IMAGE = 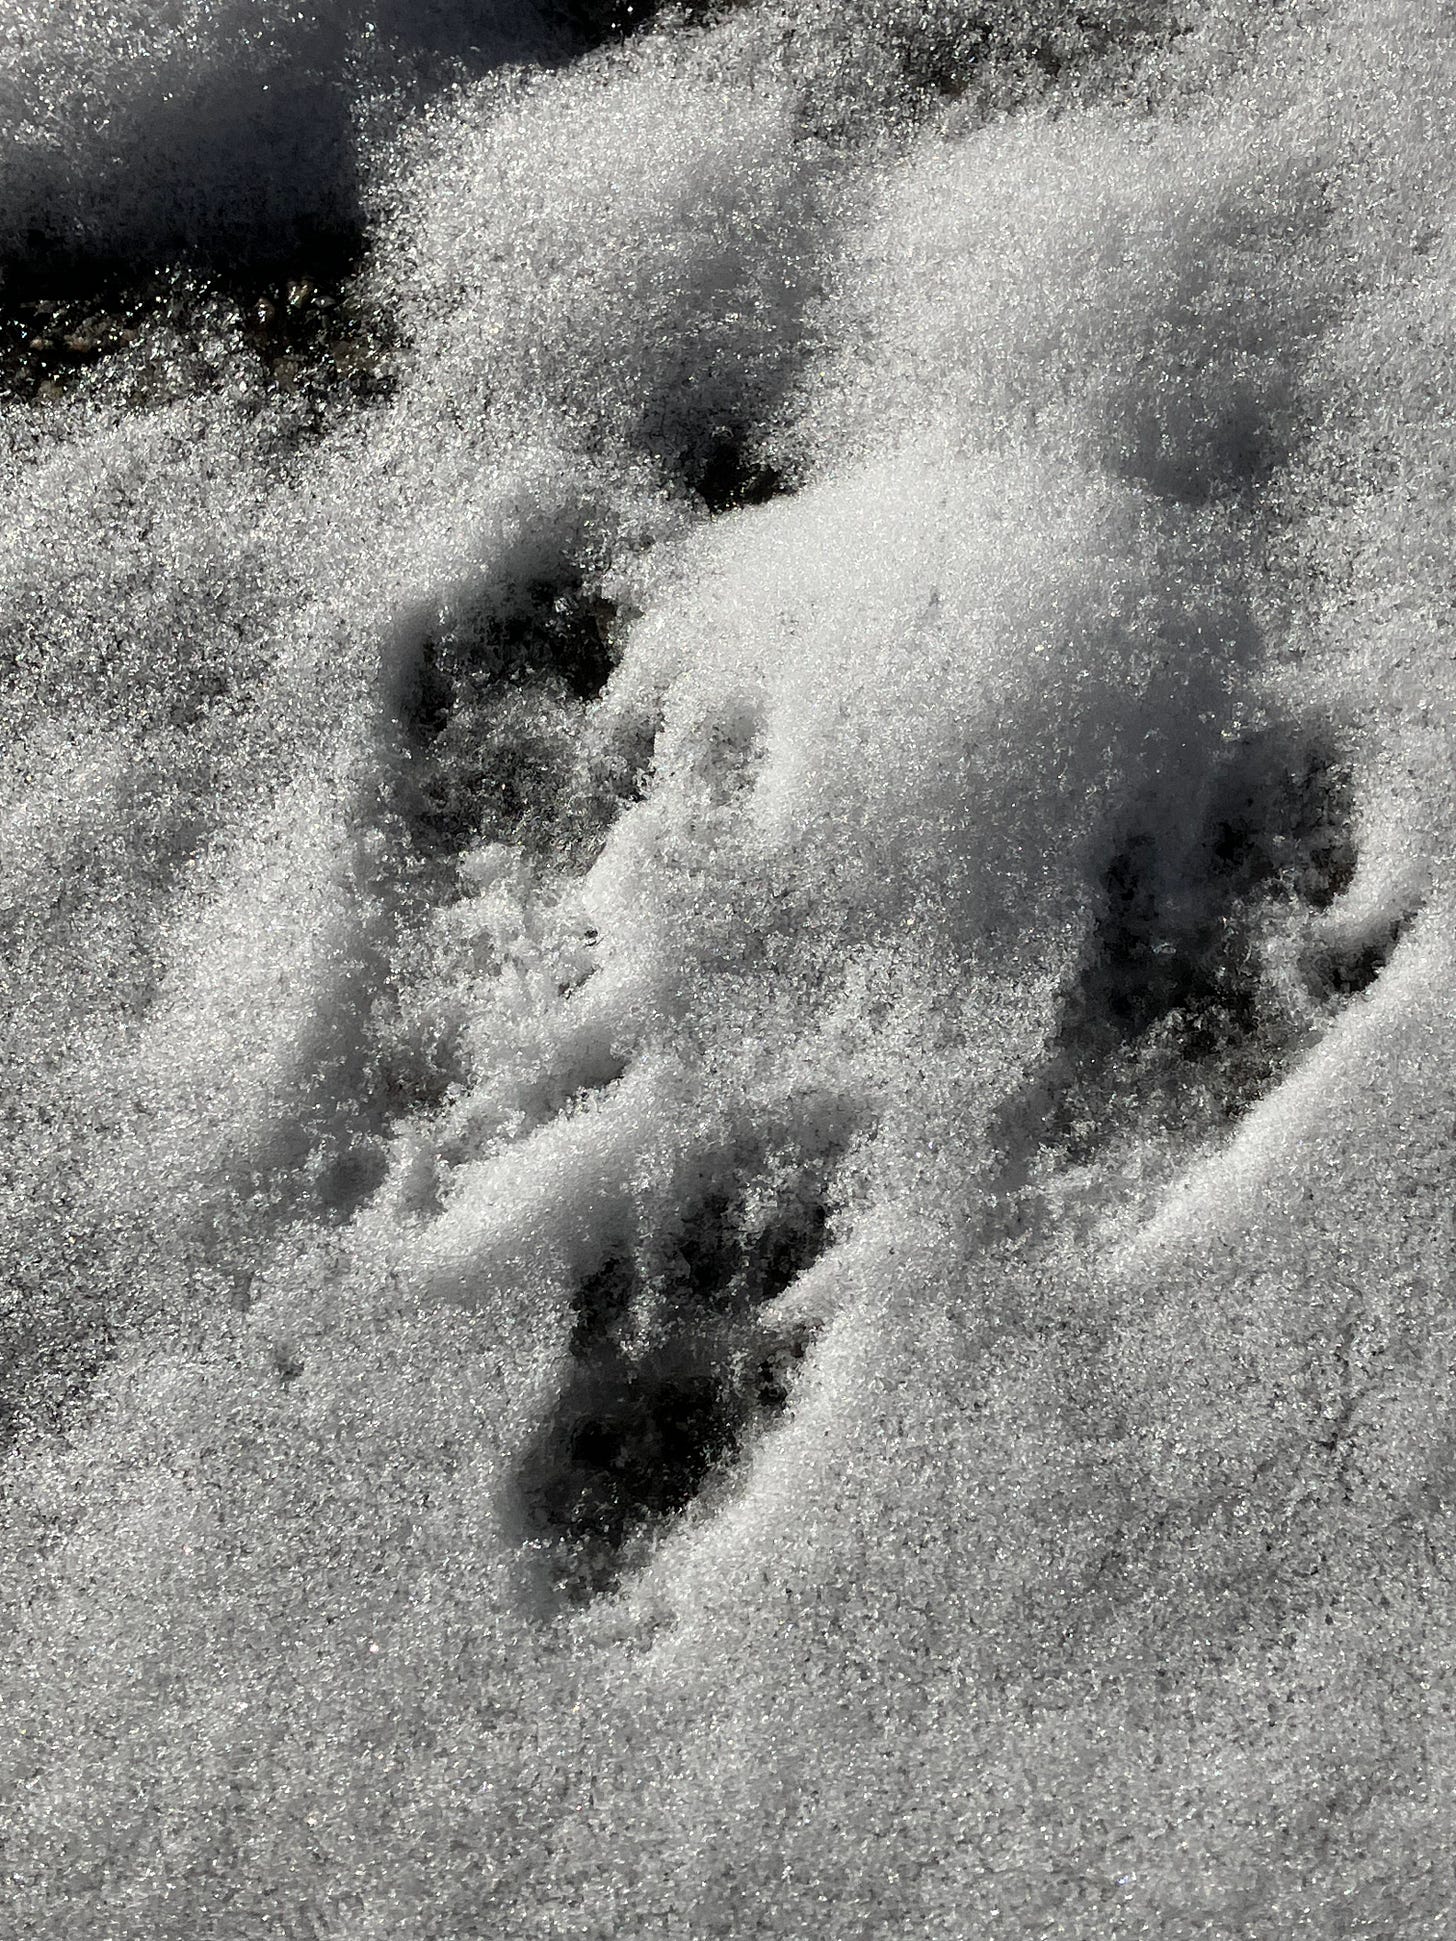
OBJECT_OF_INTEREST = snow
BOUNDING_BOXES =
[4,2,1456,1935]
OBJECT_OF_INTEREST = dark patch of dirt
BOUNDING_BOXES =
[0,234,396,416]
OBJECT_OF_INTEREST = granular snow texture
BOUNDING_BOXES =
[4,2,1456,1936]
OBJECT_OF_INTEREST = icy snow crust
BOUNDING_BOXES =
[3,0,1456,1933]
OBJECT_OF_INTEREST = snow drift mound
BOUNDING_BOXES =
[4,3,1456,1937]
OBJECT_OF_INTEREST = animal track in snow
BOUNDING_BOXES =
[391,542,658,878]
[512,1143,838,1604]
[1022,726,1417,1173]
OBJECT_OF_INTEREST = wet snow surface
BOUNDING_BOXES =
[4,2,1456,1934]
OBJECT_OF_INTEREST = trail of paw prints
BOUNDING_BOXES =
[189,434,810,1498]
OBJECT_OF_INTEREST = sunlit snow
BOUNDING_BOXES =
[3,2,1455,1935]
